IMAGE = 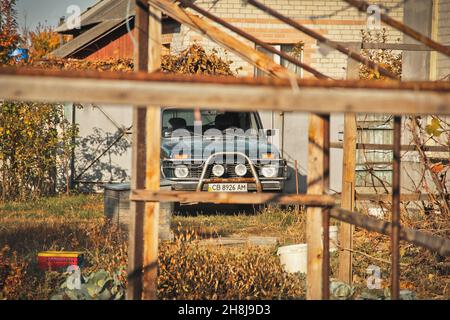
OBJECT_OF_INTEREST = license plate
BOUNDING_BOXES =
[207,183,248,192]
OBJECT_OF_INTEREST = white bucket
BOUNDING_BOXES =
[277,243,308,274]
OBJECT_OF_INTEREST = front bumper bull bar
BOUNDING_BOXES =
[195,152,263,192]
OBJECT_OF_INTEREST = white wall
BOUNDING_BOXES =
[73,104,133,187]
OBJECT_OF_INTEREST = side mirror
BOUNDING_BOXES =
[265,129,275,137]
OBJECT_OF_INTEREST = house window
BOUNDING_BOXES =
[254,44,303,78]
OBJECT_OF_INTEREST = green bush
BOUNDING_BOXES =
[0,102,77,201]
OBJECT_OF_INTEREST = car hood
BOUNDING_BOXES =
[161,135,280,160]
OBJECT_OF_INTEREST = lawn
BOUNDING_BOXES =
[0,194,448,300]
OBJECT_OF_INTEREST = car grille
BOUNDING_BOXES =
[163,163,255,179]
[205,163,254,179]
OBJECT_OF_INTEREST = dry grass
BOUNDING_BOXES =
[0,195,448,300]
[159,231,305,300]
[0,194,127,299]
[350,228,449,300]
[172,205,308,245]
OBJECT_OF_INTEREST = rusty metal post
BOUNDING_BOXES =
[391,116,402,300]
[179,0,329,80]
[322,114,331,300]
[246,0,398,79]
[343,0,450,58]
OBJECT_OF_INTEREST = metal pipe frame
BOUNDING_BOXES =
[178,0,330,80]
[245,0,399,79]
[391,116,402,300]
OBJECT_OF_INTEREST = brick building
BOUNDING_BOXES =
[53,0,449,197]
[54,0,406,79]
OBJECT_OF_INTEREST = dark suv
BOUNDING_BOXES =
[160,108,287,193]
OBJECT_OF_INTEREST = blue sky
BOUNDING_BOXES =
[16,0,95,32]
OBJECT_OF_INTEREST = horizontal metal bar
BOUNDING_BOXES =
[179,0,330,79]
[330,207,450,257]
[334,41,450,51]
[355,193,450,202]
[246,0,398,79]
[343,0,450,58]
[331,142,449,152]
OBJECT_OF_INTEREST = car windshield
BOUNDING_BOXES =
[162,109,260,137]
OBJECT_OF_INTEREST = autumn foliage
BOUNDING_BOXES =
[0,44,236,201]
[28,24,61,61]
[0,0,20,64]
[0,102,77,201]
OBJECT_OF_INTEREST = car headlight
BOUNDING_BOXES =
[234,164,247,177]
[174,165,189,178]
[261,152,275,159]
[261,165,277,178]
[212,164,225,177]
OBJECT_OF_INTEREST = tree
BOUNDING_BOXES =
[0,0,20,64]
[0,102,78,200]
[28,23,61,61]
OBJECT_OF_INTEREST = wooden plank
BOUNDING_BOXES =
[127,0,149,301]
[429,0,439,80]
[338,113,357,285]
[148,0,295,79]
[306,114,326,299]
[338,49,358,285]
[3,67,450,90]
[133,190,450,204]
[1,75,450,115]
[330,142,449,152]
[130,190,336,206]
[330,208,450,257]
[142,4,162,301]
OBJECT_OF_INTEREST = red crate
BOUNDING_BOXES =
[37,251,83,270]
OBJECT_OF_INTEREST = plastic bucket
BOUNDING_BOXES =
[277,244,308,274]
